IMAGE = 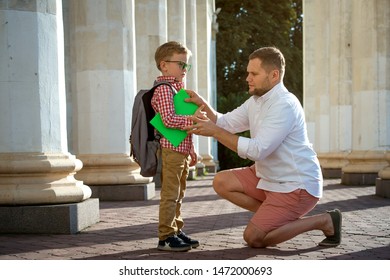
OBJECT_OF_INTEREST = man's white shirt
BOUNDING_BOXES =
[216,82,323,198]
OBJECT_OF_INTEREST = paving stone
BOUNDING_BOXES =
[0,175,389,260]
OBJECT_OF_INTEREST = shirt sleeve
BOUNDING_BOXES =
[216,100,250,134]
[155,84,193,129]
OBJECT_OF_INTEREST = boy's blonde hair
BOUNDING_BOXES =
[155,41,192,71]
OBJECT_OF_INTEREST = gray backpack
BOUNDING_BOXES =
[129,81,175,177]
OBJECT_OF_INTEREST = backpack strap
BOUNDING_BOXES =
[151,80,177,95]
[150,81,177,141]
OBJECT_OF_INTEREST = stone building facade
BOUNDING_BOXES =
[0,0,218,233]
[303,0,390,197]
[0,0,389,234]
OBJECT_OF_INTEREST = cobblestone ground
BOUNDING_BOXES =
[0,176,389,260]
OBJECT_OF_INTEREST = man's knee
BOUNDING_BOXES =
[212,171,227,195]
[244,224,267,248]
[243,231,257,248]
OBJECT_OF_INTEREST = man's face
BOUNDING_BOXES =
[246,58,276,97]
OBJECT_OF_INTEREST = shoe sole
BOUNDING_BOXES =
[157,245,192,252]
[190,243,200,249]
[177,234,200,249]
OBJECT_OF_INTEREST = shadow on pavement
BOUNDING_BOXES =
[77,245,327,260]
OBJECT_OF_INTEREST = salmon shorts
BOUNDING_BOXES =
[231,166,319,233]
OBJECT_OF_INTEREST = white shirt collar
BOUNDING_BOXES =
[254,81,285,103]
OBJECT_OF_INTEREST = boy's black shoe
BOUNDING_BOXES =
[177,231,200,248]
[157,235,192,252]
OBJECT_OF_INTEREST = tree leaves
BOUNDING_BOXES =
[215,0,303,170]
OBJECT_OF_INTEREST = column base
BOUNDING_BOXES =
[376,178,390,198]
[205,164,218,173]
[321,168,342,179]
[318,152,349,179]
[75,154,153,185]
[0,152,91,205]
[89,183,155,201]
[341,172,378,185]
[196,162,206,176]
[0,198,99,234]
[187,166,197,180]
[201,154,218,174]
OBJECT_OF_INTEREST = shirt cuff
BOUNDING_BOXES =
[237,136,250,159]
[215,112,223,125]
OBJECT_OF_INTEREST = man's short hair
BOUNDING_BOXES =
[249,46,285,79]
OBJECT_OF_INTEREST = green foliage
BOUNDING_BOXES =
[215,0,303,170]
[217,91,253,169]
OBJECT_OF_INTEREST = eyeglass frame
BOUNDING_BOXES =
[164,60,192,72]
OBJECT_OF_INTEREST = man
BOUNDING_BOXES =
[185,46,341,248]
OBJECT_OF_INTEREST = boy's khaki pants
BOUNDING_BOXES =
[158,148,189,240]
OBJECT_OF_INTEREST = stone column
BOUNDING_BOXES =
[166,0,198,179]
[185,0,201,178]
[375,0,390,196]
[210,0,219,169]
[341,0,389,185]
[377,152,390,198]
[304,0,389,184]
[0,0,98,233]
[196,0,217,173]
[322,0,353,178]
[135,0,167,89]
[167,0,185,42]
[133,0,168,187]
[185,0,198,93]
[304,0,352,178]
[67,0,154,200]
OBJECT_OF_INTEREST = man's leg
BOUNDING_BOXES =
[244,212,335,248]
[213,167,262,212]
[243,189,336,248]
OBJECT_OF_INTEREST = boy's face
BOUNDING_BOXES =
[160,53,190,82]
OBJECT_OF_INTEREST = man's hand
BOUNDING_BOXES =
[185,107,239,153]
[185,89,218,123]
[185,89,205,107]
[185,113,218,137]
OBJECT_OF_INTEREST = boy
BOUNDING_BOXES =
[151,41,199,252]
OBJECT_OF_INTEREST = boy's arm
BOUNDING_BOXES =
[156,85,192,128]
[189,143,197,167]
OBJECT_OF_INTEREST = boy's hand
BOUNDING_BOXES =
[185,89,218,124]
[189,144,197,167]
[193,105,207,120]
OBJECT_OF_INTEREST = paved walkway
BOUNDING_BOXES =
[0,175,389,260]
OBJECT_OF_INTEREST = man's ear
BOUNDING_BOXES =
[271,69,280,82]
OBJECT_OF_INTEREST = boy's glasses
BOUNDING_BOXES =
[165,60,192,72]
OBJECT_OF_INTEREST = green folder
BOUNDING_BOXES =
[150,89,199,147]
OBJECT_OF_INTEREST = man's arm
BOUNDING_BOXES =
[211,126,239,153]
[186,114,239,153]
